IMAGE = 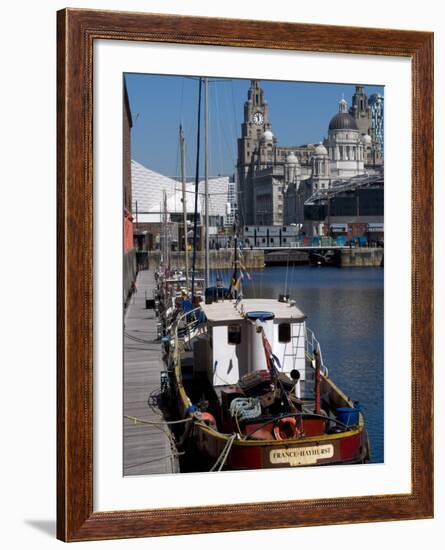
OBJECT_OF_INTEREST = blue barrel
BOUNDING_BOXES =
[336,405,361,426]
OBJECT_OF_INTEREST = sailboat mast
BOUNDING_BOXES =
[163,189,169,274]
[204,77,210,289]
[179,125,189,290]
[191,78,203,304]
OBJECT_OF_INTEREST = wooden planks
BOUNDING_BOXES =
[123,269,179,476]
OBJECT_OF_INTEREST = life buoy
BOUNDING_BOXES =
[200,412,217,430]
[273,417,301,440]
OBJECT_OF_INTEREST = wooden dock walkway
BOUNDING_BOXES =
[123,269,179,476]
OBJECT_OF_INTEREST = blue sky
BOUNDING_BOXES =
[125,74,384,178]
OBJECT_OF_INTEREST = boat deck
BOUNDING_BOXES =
[123,269,179,476]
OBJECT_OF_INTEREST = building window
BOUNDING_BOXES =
[228,324,241,345]
[278,323,291,343]
[283,237,287,243]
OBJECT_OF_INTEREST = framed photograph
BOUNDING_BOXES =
[57,8,433,542]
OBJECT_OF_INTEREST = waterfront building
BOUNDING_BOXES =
[303,173,384,243]
[368,93,384,159]
[131,160,236,250]
[123,81,137,303]
[237,81,383,230]
[123,81,134,253]
[324,97,365,179]
[243,225,300,248]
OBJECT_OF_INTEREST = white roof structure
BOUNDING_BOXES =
[200,299,306,324]
[132,160,233,224]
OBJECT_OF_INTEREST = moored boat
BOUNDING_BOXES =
[161,293,370,471]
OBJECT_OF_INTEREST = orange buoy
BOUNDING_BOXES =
[273,417,301,440]
[200,412,217,430]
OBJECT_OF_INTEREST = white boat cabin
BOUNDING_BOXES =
[197,298,312,394]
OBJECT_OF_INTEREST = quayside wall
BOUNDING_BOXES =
[340,248,384,267]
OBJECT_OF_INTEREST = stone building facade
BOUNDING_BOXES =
[237,80,383,227]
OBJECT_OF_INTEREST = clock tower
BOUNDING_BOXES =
[237,80,272,225]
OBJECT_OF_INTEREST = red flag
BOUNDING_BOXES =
[261,330,273,372]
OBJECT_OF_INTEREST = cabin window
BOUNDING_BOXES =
[278,323,291,343]
[228,324,242,345]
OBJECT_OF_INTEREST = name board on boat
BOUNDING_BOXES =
[269,444,334,466]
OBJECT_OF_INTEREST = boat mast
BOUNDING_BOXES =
[163,189,169,274]
[191,78,203,304]
[229,213,239,298]
[179,125,189,290]
[204,77,210,289]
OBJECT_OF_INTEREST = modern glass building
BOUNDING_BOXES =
[369,93,384,159]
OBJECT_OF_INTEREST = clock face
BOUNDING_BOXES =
[252,111,264,125]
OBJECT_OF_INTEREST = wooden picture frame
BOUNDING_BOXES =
[57,8,434,542]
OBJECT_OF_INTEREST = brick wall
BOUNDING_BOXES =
[123,80,133,252]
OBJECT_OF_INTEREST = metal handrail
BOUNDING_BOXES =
[305,326,328,377]
[172,306,205,343]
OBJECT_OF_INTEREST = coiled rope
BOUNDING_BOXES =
[229,397,261,422]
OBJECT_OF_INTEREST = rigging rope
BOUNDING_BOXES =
[124,331,157,345]
[125,451,185,471]
[209,434,237,472]
[124,415,193,427]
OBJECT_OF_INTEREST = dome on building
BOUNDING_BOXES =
[314,143,328,155]
[286,151,299,164]
[328,112,358,131]
[261,129,274,142]
[362,133,372,144]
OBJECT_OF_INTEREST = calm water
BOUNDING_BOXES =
[210,266,384,463]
